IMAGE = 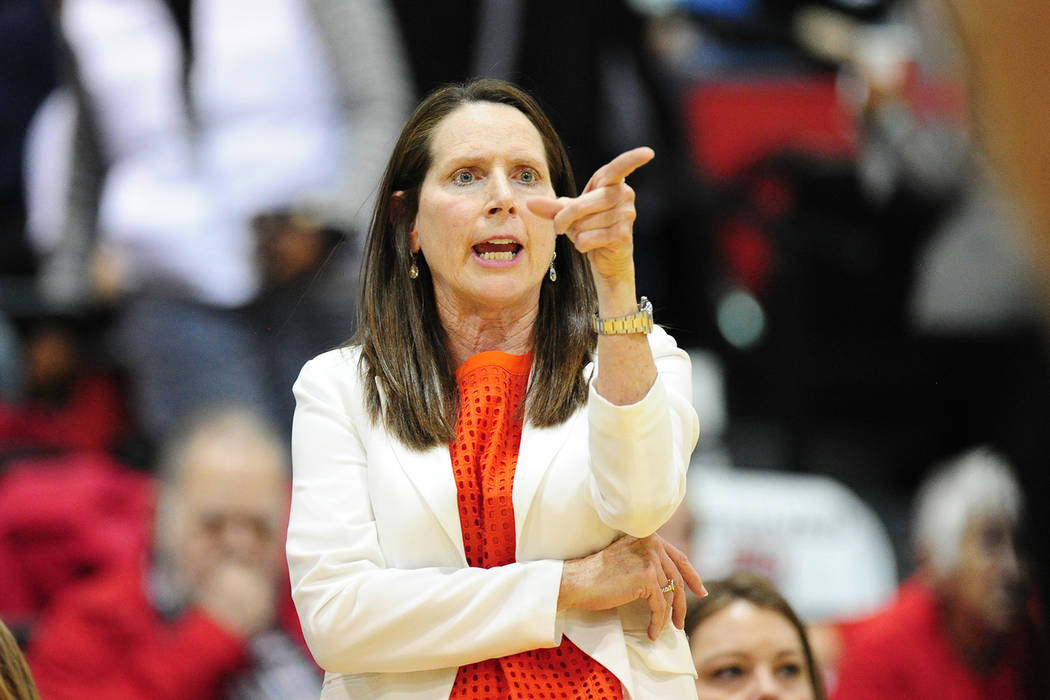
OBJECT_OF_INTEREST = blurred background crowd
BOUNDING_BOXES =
[1,0,1047,698]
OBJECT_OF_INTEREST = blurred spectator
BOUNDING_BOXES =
[0,319,128,459]
[0,452,151,638]
[27,405,319,699]
[686,570,827,699]
[832,447,1046,700]
[681,0,1050,561]
[25,0,411,442]
[0,619,39,700]
[835,1,1043,334]
[941,0,1050,637]
[842,0,1050,479]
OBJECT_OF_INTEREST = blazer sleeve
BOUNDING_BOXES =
[286,350,564,675]
[585,325,700,537]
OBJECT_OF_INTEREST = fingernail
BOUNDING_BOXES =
[700,585,709,597]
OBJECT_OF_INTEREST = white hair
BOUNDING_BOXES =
[913,446,1022,575]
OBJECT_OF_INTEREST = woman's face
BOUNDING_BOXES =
[409,101,557,316]
[691,600,815,700]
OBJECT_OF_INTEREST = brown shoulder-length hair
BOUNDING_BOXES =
[352,78,596,449]
[685,571,827,700]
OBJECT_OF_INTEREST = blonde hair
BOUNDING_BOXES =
[0,620,40,700]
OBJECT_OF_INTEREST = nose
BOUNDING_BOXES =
[219,518,264,561]
[486,172,516,216]
[750,666,781,700]
[1000,539,1024,583]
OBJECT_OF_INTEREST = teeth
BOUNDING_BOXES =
[486,238,515,244]
[479,251,515,261]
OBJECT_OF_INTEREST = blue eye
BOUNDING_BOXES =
[519,169,535,183]
[455,171,475,184]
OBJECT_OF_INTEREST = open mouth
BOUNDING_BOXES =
[473,238,522,261]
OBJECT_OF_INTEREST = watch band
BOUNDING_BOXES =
[592,297,654,335]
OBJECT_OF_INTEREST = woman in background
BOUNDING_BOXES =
[686,571,826,700]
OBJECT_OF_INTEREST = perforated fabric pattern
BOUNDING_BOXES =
[447,351,623,700]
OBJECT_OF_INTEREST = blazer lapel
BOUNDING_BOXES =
[387,438,466,565]
[512,412,580,551]
[376,378,466,565]
[377,377,581,566]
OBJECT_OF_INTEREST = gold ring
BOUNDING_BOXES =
[661,579,676,594]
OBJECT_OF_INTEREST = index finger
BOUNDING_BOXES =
[584,146,655,193]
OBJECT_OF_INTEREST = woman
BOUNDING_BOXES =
[686,572,826,700]
[287,78,703,698]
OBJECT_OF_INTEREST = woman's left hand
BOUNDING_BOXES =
[558,532,706,641]
[527,147,654,291]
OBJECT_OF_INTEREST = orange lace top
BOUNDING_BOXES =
[447,351,623,700]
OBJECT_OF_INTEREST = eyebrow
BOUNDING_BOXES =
[439,152,547,170]
[696,652,749,666]
[697,647,804,666]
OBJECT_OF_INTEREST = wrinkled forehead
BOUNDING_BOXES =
[428,102,550,170]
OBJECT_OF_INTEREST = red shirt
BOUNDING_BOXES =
[27,558,312,699]
[27,563,251,700]
[0,453,152,623]
[446,351,623,700]
[833,578,1042,700]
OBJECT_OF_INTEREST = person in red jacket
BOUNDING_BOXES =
[27,405,321,699]
[833,447,1046,700]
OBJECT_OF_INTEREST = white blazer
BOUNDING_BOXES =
[287,325,701,699]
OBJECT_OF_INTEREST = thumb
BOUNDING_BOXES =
[526,196,566,220]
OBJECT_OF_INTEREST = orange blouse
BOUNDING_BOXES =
[447,351,623,700]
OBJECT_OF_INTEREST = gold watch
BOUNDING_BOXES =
[592,297,654,335]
